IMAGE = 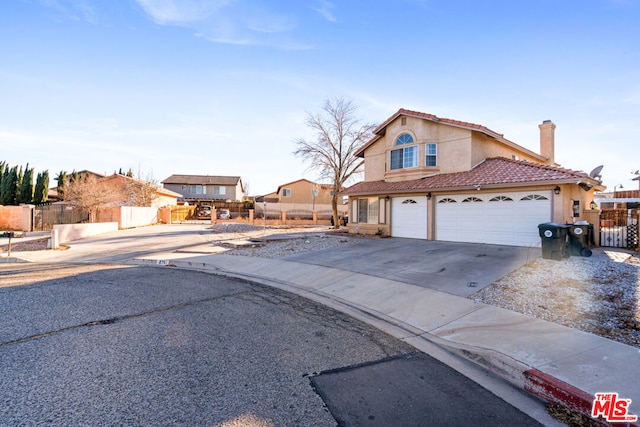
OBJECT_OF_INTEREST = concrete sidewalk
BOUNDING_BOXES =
[132,251,640,425]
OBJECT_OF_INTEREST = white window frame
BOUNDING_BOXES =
[390,133,418,170]
[425,143,437,167]
[356,197,381,224]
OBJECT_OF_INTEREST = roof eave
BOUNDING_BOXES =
[342,178,605,197]
[357,109,547,161]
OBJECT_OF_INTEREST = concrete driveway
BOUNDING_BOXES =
[281,238,540,297]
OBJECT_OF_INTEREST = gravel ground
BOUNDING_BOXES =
[224,235,357,258]
[472,250,640,349]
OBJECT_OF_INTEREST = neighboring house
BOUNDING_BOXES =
[255,179,340,218]
[99,174,182,208]
[256,192,280,203]
[274,179,335,206]
[161,175,246,203]
[342,108,604,246]
[48,170,106,201]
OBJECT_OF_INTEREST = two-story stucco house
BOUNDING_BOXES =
[161,175,246,203]
[342,109,604,246]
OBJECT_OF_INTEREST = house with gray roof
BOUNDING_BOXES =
[161,175,246,203]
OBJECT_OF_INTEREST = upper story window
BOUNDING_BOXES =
[213,186,226,195]
[396,134,414,145]
[390,134,417,170]
[282,188,291,197]
[425,143,437,167]
[190,185,203,194]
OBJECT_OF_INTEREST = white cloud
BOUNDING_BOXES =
[37,0,97,23]
[311,0,336,23]
[134,0,313,49]
[246,9,297,33]
[134,0,231,25]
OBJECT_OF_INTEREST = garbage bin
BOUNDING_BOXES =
[567,222,593,257]
[538,223,569,260]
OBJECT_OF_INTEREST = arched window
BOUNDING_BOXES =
[489,196,514,202]
[462,197,483,203]
[438,198,457,203]
[521,194,548,201]
[390,134,417,170]
[395,134,414,145]
[402,199,417,204]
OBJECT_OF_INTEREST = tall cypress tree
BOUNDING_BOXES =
[34,170,50,204]
[19,165,34,204]
[0,161,6,203]
[56,171,67,200]
[14,165,23,205]
[1,166,19,205]
[0,167,7,205]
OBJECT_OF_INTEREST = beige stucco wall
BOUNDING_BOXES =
[360,116,546,183]
[470,133,542,166]
[154,194,178,207]
[234,181,245,201]
[278,180,333,204]
[553,184,599,225]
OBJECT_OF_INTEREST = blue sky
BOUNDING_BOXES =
[1,0,639,196]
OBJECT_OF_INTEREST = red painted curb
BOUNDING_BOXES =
[524,368,640,427]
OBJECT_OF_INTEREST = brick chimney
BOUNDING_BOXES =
[538,120,555,164]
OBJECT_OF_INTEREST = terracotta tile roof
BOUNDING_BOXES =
[372,108,500,137]
[356,108,543,160]
[342,157,599,195]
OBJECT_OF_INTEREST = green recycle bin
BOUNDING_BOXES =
[567,223,593,257]
[538,223,569,260]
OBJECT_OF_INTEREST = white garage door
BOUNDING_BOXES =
[436,191,552,246]
[391,197,427,239]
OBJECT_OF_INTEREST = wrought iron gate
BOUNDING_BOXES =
[33,204,89,231]
[600,210,639,249]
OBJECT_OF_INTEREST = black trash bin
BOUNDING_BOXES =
[538,223,569,260]
[567,223,593,257]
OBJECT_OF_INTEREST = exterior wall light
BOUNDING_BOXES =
[384,195,390,201]
[426,192,432,200]
[590,200,597,210]
[554,186,561,195]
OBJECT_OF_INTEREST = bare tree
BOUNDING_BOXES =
[293,97,375,227]
[123,173,160,207]
[64,175,124,222]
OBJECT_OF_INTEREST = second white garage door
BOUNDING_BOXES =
[391,196,427,239]
[436,191,552,246]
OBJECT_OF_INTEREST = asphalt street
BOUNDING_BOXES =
[0,262,544,426]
